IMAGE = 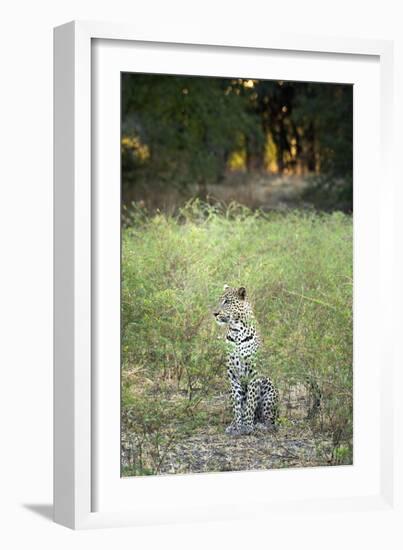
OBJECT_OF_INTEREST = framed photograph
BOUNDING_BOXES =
[54,21,397,529]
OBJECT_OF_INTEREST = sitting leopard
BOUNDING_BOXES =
[213,285,278,436]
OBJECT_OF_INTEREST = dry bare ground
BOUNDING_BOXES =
[156,423,333,475]
[121,385,335,476]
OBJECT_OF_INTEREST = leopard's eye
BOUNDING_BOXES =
[222,299,228,306]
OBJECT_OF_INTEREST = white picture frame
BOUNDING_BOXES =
[54,20,399,530]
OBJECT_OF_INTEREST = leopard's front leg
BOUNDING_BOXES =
[243,378,261,434]
[225,368,245,435]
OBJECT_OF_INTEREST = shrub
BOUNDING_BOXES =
[121,200,353,473]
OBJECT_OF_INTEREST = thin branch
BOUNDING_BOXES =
[283,289,338,311]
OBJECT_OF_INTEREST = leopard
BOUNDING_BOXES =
[213,285,278,436]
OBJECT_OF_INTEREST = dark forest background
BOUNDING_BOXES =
[121,74,353,212]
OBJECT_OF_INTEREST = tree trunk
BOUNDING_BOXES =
[245,135,264,172]
[197,178,208,201]
[306,122,316,172]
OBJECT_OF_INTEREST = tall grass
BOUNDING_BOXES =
[121,201,353,475]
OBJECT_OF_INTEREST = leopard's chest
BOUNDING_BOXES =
[225,328,259,355]
[226,328,259,377]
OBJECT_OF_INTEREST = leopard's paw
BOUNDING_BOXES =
[225,424,243,436]
[225,424,254,436]
[239,424,254,435]
[255,422,277,432]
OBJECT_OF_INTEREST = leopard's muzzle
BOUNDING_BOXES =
[213,311,229,325]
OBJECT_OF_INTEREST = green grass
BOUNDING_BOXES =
[121,200,353,475]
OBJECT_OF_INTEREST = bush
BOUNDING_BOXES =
[121,200,353,474]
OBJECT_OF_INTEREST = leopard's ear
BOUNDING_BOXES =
[223,284,230,290]
[238,287,246,299]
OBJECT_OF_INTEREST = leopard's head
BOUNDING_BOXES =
[213,285,250,327]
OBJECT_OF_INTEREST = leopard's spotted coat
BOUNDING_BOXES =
[214,285,278,436]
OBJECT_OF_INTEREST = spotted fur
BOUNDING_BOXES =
[214,285,278,436]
